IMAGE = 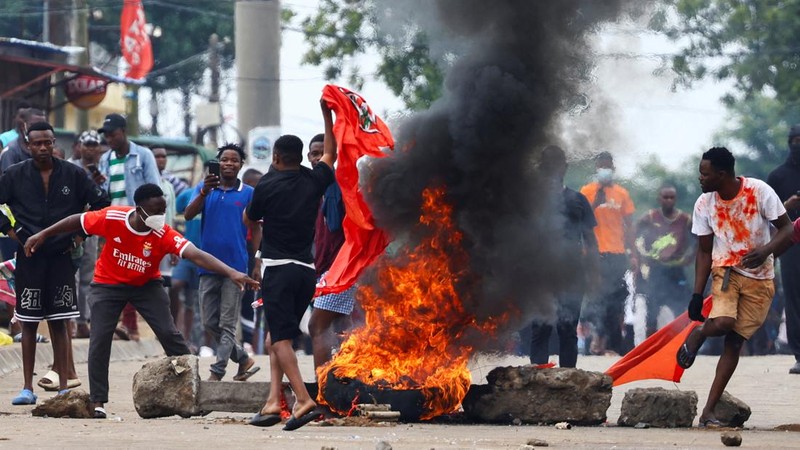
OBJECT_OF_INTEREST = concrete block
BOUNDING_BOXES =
[618,387,697,428]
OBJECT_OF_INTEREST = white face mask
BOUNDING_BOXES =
[140,208,166,231]
[596,167,614,185]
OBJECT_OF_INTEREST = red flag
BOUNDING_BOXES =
[120,0,153,79]
[605,296,713,386]
[315,85,394,296]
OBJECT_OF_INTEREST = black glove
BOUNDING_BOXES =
[688,293,705,322]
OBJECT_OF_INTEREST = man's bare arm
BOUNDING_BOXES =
[24,214,84,256]
[318,99,337,169]
[742,213,793,266]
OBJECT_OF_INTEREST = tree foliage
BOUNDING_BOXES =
[652,0,800,177]
[86,0,235,93]
[0,0,235,93]
[0,1,43,39]
[300,0,443,110]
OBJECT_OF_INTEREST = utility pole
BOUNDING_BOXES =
[126,86,140,136]
[209,33,220,146]
[47,0,71,128]
[74,0,89,132]
[235,1,281,152]
[149,90,159,135]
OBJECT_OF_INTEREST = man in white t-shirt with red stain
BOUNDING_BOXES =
[677,147,792,427]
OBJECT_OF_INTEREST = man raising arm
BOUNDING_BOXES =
[245,99,337,430]
[25,184,259,418]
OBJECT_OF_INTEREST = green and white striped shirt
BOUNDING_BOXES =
[108,153,127,205]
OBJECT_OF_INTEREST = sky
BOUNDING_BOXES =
[141,0,734,176]
[274,1,734,175]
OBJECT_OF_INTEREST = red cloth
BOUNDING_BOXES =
[120,0,153,79]
[605,296,713,386]
[315,85,394,296]
[0,279,14,306]
[122,303,138,332]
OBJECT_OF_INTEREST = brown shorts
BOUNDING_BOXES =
[708,267,774,339]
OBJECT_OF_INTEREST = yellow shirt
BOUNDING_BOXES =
[0,204,14,237]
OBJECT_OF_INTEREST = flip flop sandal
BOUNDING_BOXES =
[13,333,49,343]
[113,327,130,341]
[94,407,107,419]
[37,370,59,390]
[11,388,37,405]
[233,364,261,382]
[249,412,282,427]
[676,343,697,369]
[283,409,321,431]
[699,418,722,428]
[38,371,83,392]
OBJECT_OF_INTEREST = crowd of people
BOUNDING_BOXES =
[1,98,800,429]
[0,101,349,430]
[526,129,800,379]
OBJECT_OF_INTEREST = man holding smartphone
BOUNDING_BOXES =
[184,145,260,381]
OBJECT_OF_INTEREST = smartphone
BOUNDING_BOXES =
[86,163,99,175]
[208,160,220,177]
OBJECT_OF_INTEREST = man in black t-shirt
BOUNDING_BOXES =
[767,124,800,374]
[529,145,599,368]
[245,100,336,430]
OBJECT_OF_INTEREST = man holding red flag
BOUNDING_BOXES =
[315,84,393,297]
[678,147,791,427]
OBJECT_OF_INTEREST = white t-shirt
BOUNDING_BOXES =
[692,177,785,280]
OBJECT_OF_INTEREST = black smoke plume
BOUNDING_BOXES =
[362,1,641,346]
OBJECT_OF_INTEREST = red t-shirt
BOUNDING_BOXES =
[81,206,191,286]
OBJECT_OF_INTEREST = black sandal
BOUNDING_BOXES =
[676,343,697,369]
[93,406,107,419]
[282,409,320,431]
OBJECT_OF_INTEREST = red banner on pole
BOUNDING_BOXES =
[120,0,153,79]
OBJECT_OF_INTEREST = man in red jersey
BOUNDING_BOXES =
[25,183,259,418]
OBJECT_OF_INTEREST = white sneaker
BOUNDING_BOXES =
[198,346,215,358]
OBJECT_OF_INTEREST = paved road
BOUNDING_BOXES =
[1,345,799,449]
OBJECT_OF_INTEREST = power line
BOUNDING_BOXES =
[149,0,233,19]
[0,0,231,18]
[148,49,209,77]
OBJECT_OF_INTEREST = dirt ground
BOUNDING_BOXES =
[1,348,799,449]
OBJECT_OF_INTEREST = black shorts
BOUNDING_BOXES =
[14,250,79,322]
[262,263,316,343]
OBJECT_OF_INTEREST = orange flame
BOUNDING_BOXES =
[318,187,504,419]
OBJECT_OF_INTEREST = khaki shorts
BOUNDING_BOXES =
[709,267,775,339]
